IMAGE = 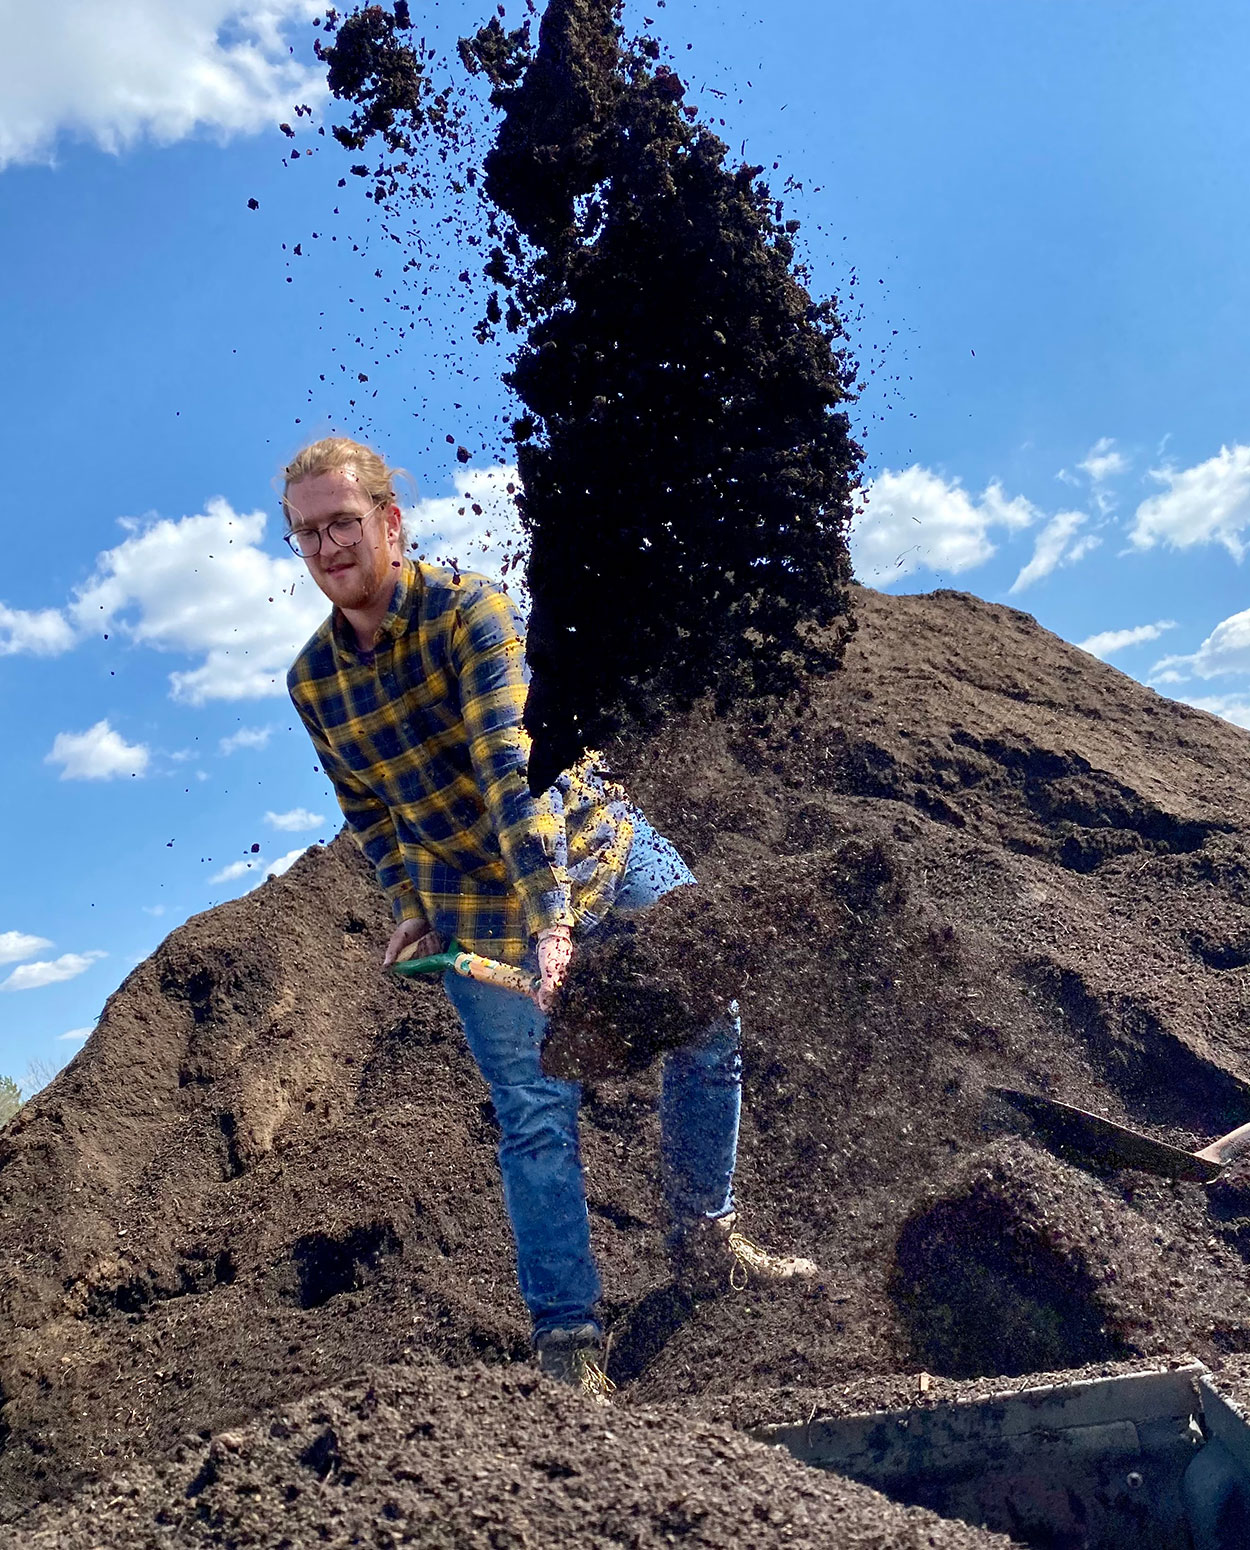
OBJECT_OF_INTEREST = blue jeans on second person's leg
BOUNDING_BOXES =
[441,816,742,1339]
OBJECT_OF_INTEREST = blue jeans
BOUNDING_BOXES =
[442,816,742,1339]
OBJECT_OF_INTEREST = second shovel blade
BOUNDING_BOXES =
[990,1087,1220,1183]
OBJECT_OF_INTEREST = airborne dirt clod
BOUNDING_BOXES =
[7,587,1250,1545]
[465,0,861,789]
[320,0,861,791]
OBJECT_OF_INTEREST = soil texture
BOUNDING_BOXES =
[5,586,1250,1543]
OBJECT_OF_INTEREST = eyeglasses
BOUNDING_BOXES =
[284,499,385,558]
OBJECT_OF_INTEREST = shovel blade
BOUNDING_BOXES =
[990,1087,1221,1183]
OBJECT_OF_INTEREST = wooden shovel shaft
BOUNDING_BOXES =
[1196,1120,1250,1167]
[449,949,539,997]
[395,940,538,997]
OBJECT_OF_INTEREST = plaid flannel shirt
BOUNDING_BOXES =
[288,559,634,965]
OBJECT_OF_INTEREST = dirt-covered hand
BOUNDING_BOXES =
[383,919,442,968]
[535,925,574,1013]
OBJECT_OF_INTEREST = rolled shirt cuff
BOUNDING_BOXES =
[524,882,576,940]
[390,888,429,927]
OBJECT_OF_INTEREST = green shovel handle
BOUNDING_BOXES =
[392,944,461,977]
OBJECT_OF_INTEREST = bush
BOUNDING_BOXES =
[0,1075,21,1127]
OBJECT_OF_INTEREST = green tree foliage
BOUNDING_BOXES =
[0,1075,21,1127]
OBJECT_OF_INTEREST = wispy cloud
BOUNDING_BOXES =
[1151,608,1250,684]
[220,725,274,754]
[1130,444,1250,560]
[1,467,523,705]
[1,951,106,992]
[1078,620,1177,660]
[1078,436,1130,485]
[1009,511,1098,593]
[0,602,75,657]
[1176,694,1250,731]
[209,845,310,889]
[407,466,527,585]
[851,466,1039,583]
[57,1026,94,1043]
[0,930,54,965]
[265,808,325,833]
[45,720,149,780]
[266,847,310,878]
[71,501,328,704]
[0,1,324,169]
[210,857,266,885]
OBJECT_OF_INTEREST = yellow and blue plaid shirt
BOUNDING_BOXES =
[288,559,634,965]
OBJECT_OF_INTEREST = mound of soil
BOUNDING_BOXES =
[9,1360,1012,1549]
[7,584,1250,1543]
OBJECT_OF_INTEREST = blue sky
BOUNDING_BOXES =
[2,0,1248,1089]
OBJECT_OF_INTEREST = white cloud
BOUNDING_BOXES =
[46,720,150,780]
[1078,437,1129,485]
[7,472,516,704]
[1177,694,1250,731]
[210,857,266,884]
[57,1027,94,1043]
[265,807,324,832]
[408,466,527,586]
[1,951,106,992]
[1151,608,1250,684]
[71,500,329,703]
[267,846,310,877]
[0,1,324,169]
[1130,444,1250,559]
[0,603,75,657]
[851,467,1039,584]
[0,931,54,965]
[209,844,309,889]
[220,725,274,754]
[1074,437,1129,516]
[1078,620,1177,660]
[1009,511,1098,593]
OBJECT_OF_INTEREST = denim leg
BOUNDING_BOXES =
[609,816,743,1232]
[442,968,601,1339]
[608,813,698,916]
[660,1008,742,1231]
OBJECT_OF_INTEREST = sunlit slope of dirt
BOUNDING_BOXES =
[5,585,1250,1542]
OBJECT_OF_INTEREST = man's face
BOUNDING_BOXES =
[286,468,404,615]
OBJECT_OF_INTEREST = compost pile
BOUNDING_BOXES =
[6,5,1250,1546]
[320,0,860,789]
[7,586,1250,1546]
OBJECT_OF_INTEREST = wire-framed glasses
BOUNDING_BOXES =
[284,499,385,558]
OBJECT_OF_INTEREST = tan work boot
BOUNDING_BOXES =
[535,1322,615,1402]
[670,1212,819,1298]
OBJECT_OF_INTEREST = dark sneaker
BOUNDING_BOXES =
[670,1212,819,1297]
[535,1323,615,1402]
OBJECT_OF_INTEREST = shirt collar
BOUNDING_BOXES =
[330,557,420,663]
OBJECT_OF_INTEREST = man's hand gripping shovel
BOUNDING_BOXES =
[391,939,540,998]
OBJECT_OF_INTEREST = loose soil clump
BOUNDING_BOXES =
[465,0,861,788]
[321,1,861,789]
[7,586,1250,1544]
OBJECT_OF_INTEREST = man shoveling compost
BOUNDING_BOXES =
[284,435,818,1397]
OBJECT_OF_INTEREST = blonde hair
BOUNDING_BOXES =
[282,437,411,549]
